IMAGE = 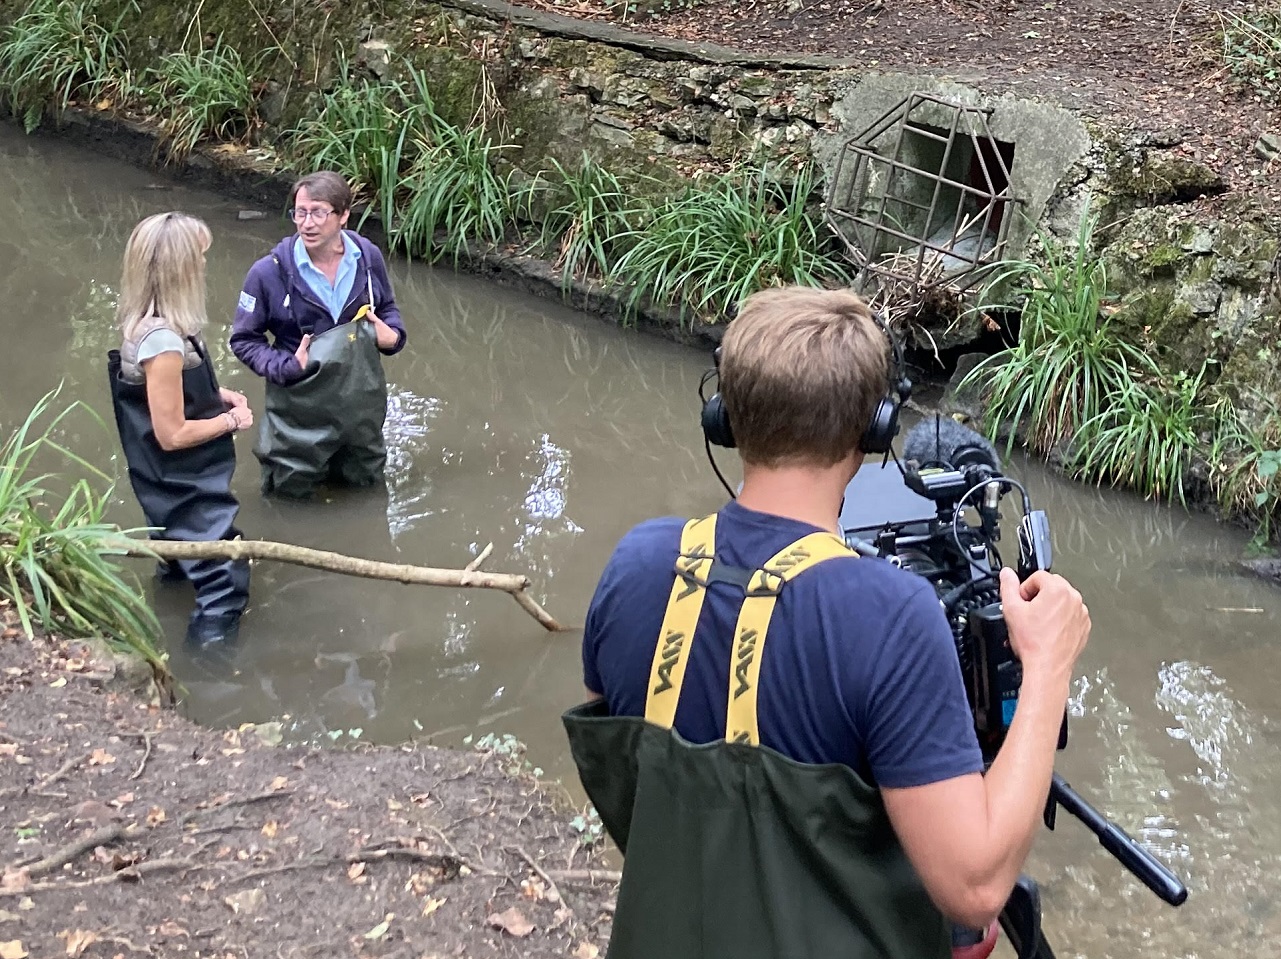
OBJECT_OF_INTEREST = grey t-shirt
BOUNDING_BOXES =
[136,328,186,366]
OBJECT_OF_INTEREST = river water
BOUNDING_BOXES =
[3,124,1280,957]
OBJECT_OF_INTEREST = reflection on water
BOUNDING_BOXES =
[6,125,1281,958]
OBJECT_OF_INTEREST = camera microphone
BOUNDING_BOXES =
[903,415,1001,474]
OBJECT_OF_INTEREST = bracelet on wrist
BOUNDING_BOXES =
[224,411,237,434]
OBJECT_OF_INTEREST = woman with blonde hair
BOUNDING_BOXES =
[107,212,253,645]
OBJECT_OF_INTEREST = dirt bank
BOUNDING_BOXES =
[0,607,617,959]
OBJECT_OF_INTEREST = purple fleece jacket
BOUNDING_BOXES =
[230,231,407,385]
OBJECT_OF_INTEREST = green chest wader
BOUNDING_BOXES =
[255,318,388,498]
[563,514,951,959]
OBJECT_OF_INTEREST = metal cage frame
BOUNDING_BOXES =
[826,93,1023,298]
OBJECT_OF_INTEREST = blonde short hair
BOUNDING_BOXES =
[719,286,889,467]
[117,212,211,343]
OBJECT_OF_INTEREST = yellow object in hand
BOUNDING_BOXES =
[354,304,372,321]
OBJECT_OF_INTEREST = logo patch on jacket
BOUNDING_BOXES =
[238,291,257,312]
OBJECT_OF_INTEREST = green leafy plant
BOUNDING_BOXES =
[1072,365,1214,504]
[608,163,849,327]
[392,123,518,265]
[1209,406,1281,548]
[568,804,604,846]
[146,41,260,163]
[962,213,1158,456]
[528,152,642,295]
[1220,5,1281,98]
[289,57,439,230]
[465,732,544,777]
[0,390,164,670]
[0,0,135,132]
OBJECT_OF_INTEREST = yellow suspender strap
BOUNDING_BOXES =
[725,532,854,745]
[644,514,717,730]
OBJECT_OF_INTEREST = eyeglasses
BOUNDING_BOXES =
[289,207,335,224]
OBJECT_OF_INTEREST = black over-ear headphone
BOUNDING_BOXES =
[700,311,913,455]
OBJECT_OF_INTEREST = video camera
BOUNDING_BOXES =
[839,415,1188,958]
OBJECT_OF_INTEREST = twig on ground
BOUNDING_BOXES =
[40,750,90,787]
[0,853,195,897]
[129,731,154,781]
[21,823,146,879]
[221,841,497,887]
[179,790,294,827]
[512,845,577,927]
[545,868,622,884]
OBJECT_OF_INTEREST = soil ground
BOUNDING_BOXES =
[0,606,617,959]
[518,0,1281,198]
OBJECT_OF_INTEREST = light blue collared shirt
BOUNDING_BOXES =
[294,233,361,321]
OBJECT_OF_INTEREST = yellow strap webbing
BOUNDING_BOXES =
[725,532,853,745]
[644,514,717,730]
[644,514,855,745]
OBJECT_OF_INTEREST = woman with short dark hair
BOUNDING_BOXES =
[230,170,408,498]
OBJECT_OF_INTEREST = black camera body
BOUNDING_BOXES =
[839,418,1055,762]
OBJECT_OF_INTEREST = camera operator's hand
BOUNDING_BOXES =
[999,567,1090,685]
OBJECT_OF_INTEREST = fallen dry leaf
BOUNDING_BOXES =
[15,899,31,912]
[363,914,394,940]
[423,897,445,917]
[269,776,289,791]
[573,943,600,959]
[156,921,188,937]
[223,889,265,916]
[88,749,115,766]
[146,807,167,826]
[347,862,367,883]
[521,878,547,900]
[56,929,98,957]
[220,748,245,757]
[0,913,14,925]
[386,798,404,811]
[260,821,278,839]
[0,745,16,757]
[0,872,29,895]
[0,941,26,959]
[487,906,535,938]
[48,677,67,688]
[109,793,134,807]
[324,799,349,810]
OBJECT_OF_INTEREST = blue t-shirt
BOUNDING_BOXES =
[582,500,984,789]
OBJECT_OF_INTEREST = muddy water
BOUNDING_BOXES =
[4,125,1281,956]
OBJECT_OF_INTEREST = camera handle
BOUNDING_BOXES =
[999,876,1057,959]
[1045,774,1189,906]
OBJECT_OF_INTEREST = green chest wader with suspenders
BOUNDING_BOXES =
[563,513,951,959]
[255,256,389,498]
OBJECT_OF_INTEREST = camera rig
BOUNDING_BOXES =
[839,416,1187,957]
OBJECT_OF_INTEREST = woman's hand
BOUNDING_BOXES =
[364,310,399,350]
[224,406,254,434]
[220,387,248,409]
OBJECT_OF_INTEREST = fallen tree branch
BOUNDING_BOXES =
[107,537,568,632]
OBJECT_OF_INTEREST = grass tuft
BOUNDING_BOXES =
[147,41,260,163]
[962,213,1158,457]
[0,389,165,672]
[0,0,135,132]
[608,164,849,327]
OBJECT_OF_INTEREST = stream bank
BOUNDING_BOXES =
[0,616,617,959]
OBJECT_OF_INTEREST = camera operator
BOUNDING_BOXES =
[563,286,1092,959]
